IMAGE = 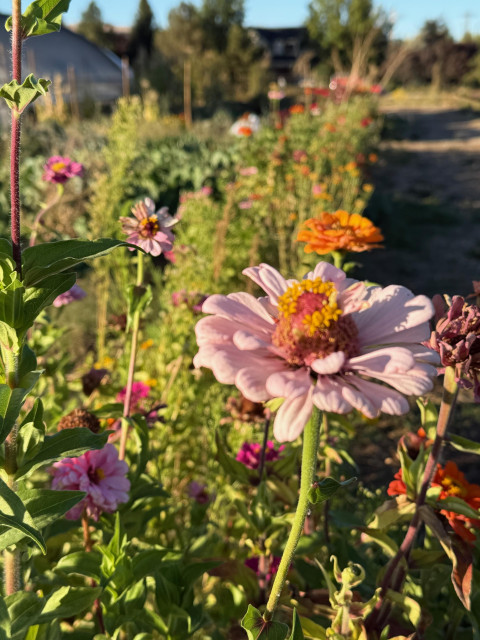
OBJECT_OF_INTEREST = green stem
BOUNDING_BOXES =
[119,251,144,461]
[264,407,322,620]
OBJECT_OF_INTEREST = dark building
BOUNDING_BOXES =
[248,27,309,82]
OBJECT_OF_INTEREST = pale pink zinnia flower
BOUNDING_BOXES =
[43,156,84,184]
[53,283,86,307]
[51,444,130,520]
[120,197,178,256]
[194,262,438,442]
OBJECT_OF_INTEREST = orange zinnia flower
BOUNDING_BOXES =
[289,104,305,114]
[388,461,480,542]
[297,210,384,254]
[238,126,253,137]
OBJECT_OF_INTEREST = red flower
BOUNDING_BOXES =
[388,461,480,542]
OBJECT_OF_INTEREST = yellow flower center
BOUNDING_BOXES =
[96,468,106,480]
[274,278,358,367]
[51,161,66,172]
[139,215,160,237]
[442,476,467,498]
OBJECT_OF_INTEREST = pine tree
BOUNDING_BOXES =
[77,1,108,48]
[128,0,155,63]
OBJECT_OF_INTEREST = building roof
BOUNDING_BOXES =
[0,16,123,107]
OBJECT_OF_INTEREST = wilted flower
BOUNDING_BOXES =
[427,295,480,399]
[43,156,84,184]
[236,441,285,469]
[388,461,480,542]
[51,444,130,520]
[57,408,100,433]
[82,367,109,396]
[53,283,86,307]
[297,211,384,255]
[120,197,178,256]
[194,261,437,441]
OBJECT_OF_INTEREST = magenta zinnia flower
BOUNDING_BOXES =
[51,444,130,520]
[116,381,150,412]
[120,197,178,256]
[194,262,438,442]
[236,441,285,470]
[43,156,84,184]
[53,283,86,307]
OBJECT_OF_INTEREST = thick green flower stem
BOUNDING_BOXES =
[119,251,145,461]
[366,366,458,633]
[263,408,322,621]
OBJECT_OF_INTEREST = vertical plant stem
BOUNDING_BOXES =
[366,366,458,633]
[119,252,144,460]
[81,513,106,634]
[11,0,22,275]
[264,408,322,621]
[257,413,271,481]
[4,3,22,593]
[322,412,331,544]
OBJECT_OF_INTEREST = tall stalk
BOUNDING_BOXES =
[263,408,322,621]
[366,366,458,633]
[4,0,23,596]
[119,252,144,460]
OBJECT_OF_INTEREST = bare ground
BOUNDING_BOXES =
[358,105,480,298]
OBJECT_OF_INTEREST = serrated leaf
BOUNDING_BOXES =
[16,428,109,479]
[241,605,289,640]
[6,0,71,38]
[0,74,50,113]
[22,239,129,287]
[308,476,356,505]
[0,478,45,552]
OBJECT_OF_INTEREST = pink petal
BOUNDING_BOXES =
[338,281,368,314]
[202,293,274,336]
[369,362,436,395]
[235,359,286,402]
[266,369,311,397]
[347,377,409,415]
[349,347,415,375]
[233,330,271,350]
[195,316,236,345]
[242,264,288,304]
[311,351,345,375]
[306,262,346,285]
[312,377,352,413]
[273,388,314,442]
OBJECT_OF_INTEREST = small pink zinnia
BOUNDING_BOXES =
[236,441,285,470]
[194,262,438,442]
[116,381,150,412]
[43,156,84,184]
[51,444,130,520]
[120,198,178,256]
[53,283,86,307]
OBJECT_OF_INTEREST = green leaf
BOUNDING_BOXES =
[132,548,169,581]
[368,497,416,530]
[0,74,50,113]
[55,551,102,581]
[0,478,45,552]
[215,430,250,483]
[22,239,128,287]
[37,586,102,623]
[308,476,356,505]
[0,595,10,638]
[359,527,399,557]
[289,610,305,640]
[127,284,153,331]
[449,434,480,456]
[241,605,289,640]
[16,398,45,467]
[6,592,43,636]
[16,428,109,479]
[437,496,480,520]
[385,590,422,627]
[297,618,327,640]
[21,272,76,333]
[0,384,30,445]
[182,560,221,586]
[6,0,71,38]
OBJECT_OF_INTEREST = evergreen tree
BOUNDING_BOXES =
[77,1,109,48]
[128,0,155,63]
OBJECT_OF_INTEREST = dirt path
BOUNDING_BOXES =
[359,105,480,299]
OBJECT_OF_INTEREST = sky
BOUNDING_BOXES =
[1,0,479,41]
